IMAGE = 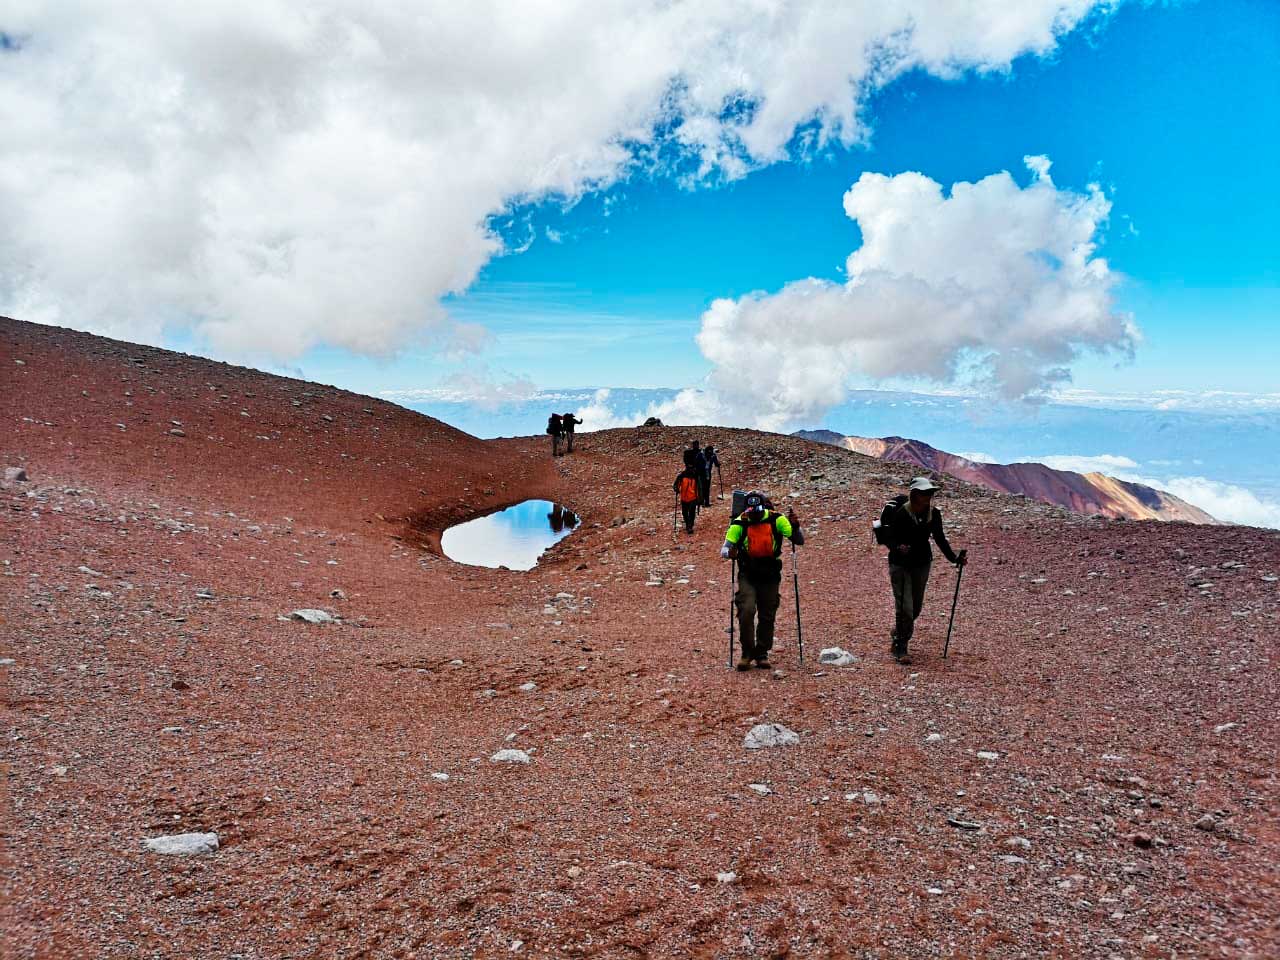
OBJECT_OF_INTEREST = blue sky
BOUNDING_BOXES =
[294,0,1277,400]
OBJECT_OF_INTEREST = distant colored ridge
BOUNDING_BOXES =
[794,431,1219,524]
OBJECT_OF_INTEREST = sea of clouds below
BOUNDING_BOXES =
[388,386,1280,529]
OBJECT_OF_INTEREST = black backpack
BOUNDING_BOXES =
[546,415,562,435]
[872,494,908,546]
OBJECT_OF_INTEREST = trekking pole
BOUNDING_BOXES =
[717,466,724,499]
[790,542,803,664]
[728,558,737,669]
[942,559,965,659]
[672,496,678,541]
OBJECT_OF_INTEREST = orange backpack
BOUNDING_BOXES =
[679,475,700,504]
[743,515,777,558]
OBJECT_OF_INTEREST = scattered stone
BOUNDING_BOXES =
[977,751,1001,761]
[329,589,346,600]
[160,726,183,734]
[4,467,28,482]
[289,608,335,624]
[998,855,1028,865]
[926,886,944,895]
[195,587,215,600]
[644,579,664,587]
[746,783,773,796]
[1213,722,1238,734]
[818,647,856,667]
[947,818,982,831]
[170,679,190,691]
[925,732,944,743]
[567,866,583,879]
[431,772,450,782]
[77,565,103,577]
[490,749,532,765]
[518,681,538,692]
[1194,814,1217,832]
[142,832,219,856]
[716,871,737,884]
[0,658,16,667]
[168,428,186,437]
[1005,837,1032,850]
[744,723,799,750]
[1130,832,1154,849]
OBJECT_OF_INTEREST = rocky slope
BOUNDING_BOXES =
[3,317,1278,959]
[797,431,1218,525]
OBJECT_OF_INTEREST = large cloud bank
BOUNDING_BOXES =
[1,0,1115,358]
[689,156,1138,431]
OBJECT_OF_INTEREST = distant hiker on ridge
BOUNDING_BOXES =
[562,412,583,453]
[546,413,564,457]
[702,444,721,506]
[876,476,967,665]
[721,491,803,670]
[673,460,702,535]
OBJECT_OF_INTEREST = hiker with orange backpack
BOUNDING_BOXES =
[720,491,803,670]
[673,462,702,534]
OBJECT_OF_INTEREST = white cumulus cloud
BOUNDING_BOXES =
[689,156,1138,431]
[1036,453,1140,473]
[1,1,1117,361]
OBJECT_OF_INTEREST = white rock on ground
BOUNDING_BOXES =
[744,723,799,750]
[746,783,773,796]
[518,682,538,692]
[142,832,219,855]
[716,871,737,884]
[289,609,335,624]
[4,467,28,482]
[818,647,856,667]
[490,749,532,765]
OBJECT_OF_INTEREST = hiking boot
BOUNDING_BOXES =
[893,651,913,665]
[754,658,772,669]
[736,657,753,672]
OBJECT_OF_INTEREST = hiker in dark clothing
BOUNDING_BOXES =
[721,491,804,670]
[702,444,721,506]
[673,464,701,534]
[562,413,583,453]
[547,414,564,457]
[882,476,967,665]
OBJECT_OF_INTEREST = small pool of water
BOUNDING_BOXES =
[440,500,580,570]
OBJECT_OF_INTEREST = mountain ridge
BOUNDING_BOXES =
[795,430,1219,524]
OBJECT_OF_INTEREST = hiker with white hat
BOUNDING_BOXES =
[878,476,967,664]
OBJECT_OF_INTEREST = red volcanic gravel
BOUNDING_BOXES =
[2,317,1278,959]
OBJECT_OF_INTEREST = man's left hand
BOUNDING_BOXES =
[787,508,799,526]
[956,549,968,567]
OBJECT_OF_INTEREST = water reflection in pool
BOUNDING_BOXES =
[440,500,579,570]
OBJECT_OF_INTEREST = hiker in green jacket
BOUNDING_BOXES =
[720,492,804,671]
[882,477,967,664]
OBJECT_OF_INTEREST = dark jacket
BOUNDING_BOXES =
[884,504,958,568]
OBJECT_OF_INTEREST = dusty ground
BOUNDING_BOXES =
[2,318,1278,959]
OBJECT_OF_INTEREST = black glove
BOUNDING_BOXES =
[956,549,968,567]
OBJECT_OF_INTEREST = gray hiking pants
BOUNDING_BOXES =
[890,563,931,654]
[736,574,780,660]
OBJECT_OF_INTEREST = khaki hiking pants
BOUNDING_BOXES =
[890,563,931,654]
[736,574,780,661]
